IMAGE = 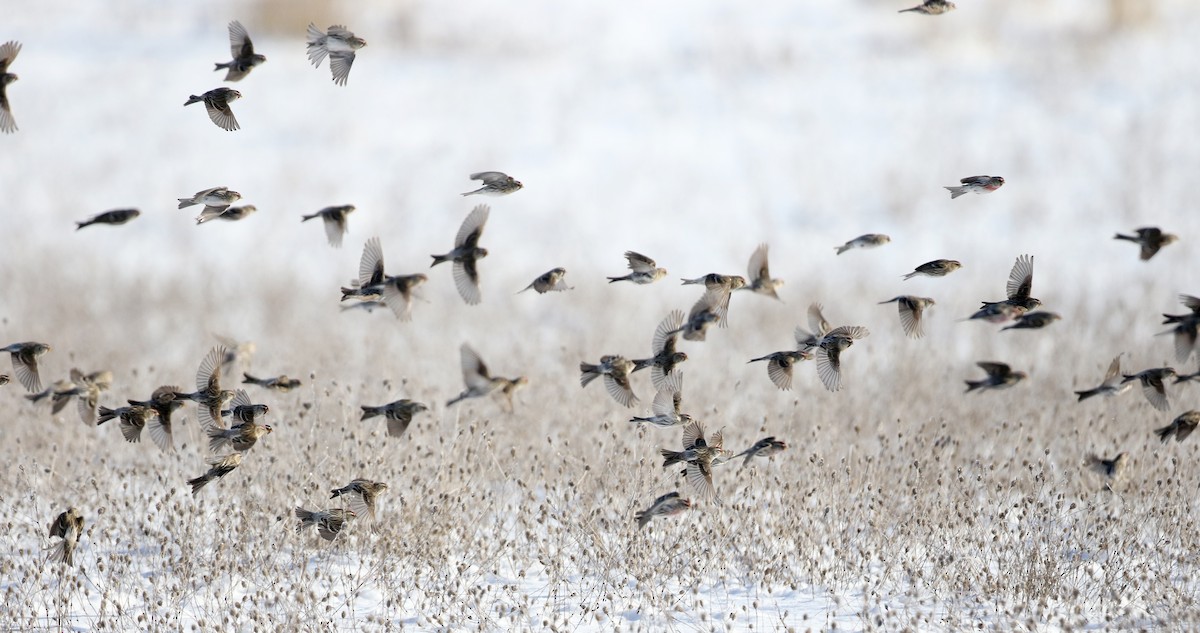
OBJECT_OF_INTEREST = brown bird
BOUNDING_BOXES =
[669,289,727,341]
[127,385,186,447]
[295,507,356,541]
[964,362,1026,393]
[634,492,691,529]
[1114,227,1178,261]
[1155,411,1200,443]
[187,453,243,495]
[330,479,389,520]
[1085,453,1128,488]
[0,41,21,133]
[660,421,724,504]
[214,20,266,82]
[878,296,935,339]
[733,436,789,468]
[1121,367,1177,411]
[580,355,638,407]
[631,310,689,389]
[2,341,52,392]
[47,507,84,566]
[1001,311,1061,332]
[740,243,783,300]
[183,87,242,131]
[815,326,870,392]
[301,205,355,248]
[1074,356,1132,402]
[97,405,166,449]
[243,373,302,392]
[361,399,429,437]
[173,346,235,428]
[431,204,489,305]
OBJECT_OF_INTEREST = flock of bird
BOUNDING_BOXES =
[2,5,1191,568]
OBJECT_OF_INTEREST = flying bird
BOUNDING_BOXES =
[815,326,870,392]
[580,355,638,408]
[187,453,243,495]
[1121,367,1177,411]
[669,289,727,341]
[306,24,366,86]
[344,237,427,319]
[201,205,257,223]
[631,310,689,389]
[1085,453,1128,487]
[127,385,186,447]
[740,243,784,300]
[964,361,1026,393]
[47,507,84,566]
[733,437,788,468]
[1161,295,1200,363]
[660,421,724,504]
[1001,311,1061,332]
[835,234,891,255]
[1074,356,1132,402]
[519,267,572,294]
[879,296,935,339]
[301,205,355,248]
[1114,227,1178,261]
[968,254,1039,322]
[184,87,242,131]
[446,343,524,411]
[295,507,356,541]
[361,399,429,437]
[899,0,956,14]
[330,479,388,520]
[607,251,667,285]
[214,20,266,81]
[629,371,690,428]
[173,346,235,428]
[1,341,52,392]
[178,187,241,219]
[431,204,489,305]
[1155,411,1200,443]
[461,171,523,196]
[0,41,21,133]
[945,175,1004,199]
[243,373,302,392]
[76,209,139,230]
[634,492,691,529]
[903,259,962,280]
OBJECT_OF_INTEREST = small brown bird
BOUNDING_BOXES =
[184,87,241,131]
[669,289,727,341]
[214,20,266,82]
[0,41,21,134]
[815,326,870,392]
[187,453,243,495]
[607,251,667,285]
[47,507,84,566]
[1160,294,1200,363]
[680,273,747,292]
[64,369,113,426]
[207,404,272,453]
[734,436,789,468]
[127,385,186,447]
[1001,311,1061,332]
[580,355,638,407]
[903,259,962,280]
[178,187,241,219]
[173,346,234,428]
[461,171,523,196]
[629,371,690,428]
[945,175,1004,198]
[634,492,691,529]
[361,399,429,437]
[76,208,140,230]
[899,0,955,14]
[208,205,257,222]
[835,233,891,255]
[795,303,833,354]
[879,296,935,339]
[0,374,8,386]
[1115,227,1178,261]
[631,310,689,389]
[748,348,812,391]
[446,343,515,408]
[1121,367,1177,411]
[660,421,724,504]
[973,254,1040,319]
[295,507,356,541]
[243,373,302,392]
[306,24,367,86]
[1085,453,1128,487]
[431,204,489,305]
[1,341,51,392]
[964,362,1026,393]
[302,205,355,248]
[740,243,784,300]
[1075,356,1132,402]
[1155,411,1200,443]
[330,479,389,520]
[97,405,165,449]
[519,267,572,294]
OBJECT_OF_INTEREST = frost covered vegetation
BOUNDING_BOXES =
[2,0,1200,630]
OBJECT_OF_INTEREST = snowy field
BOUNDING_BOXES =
[2,0,1200,630]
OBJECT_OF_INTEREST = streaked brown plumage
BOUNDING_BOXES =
[47,507,84,566]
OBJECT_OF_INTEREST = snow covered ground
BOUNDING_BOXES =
[2,0,1200,630]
